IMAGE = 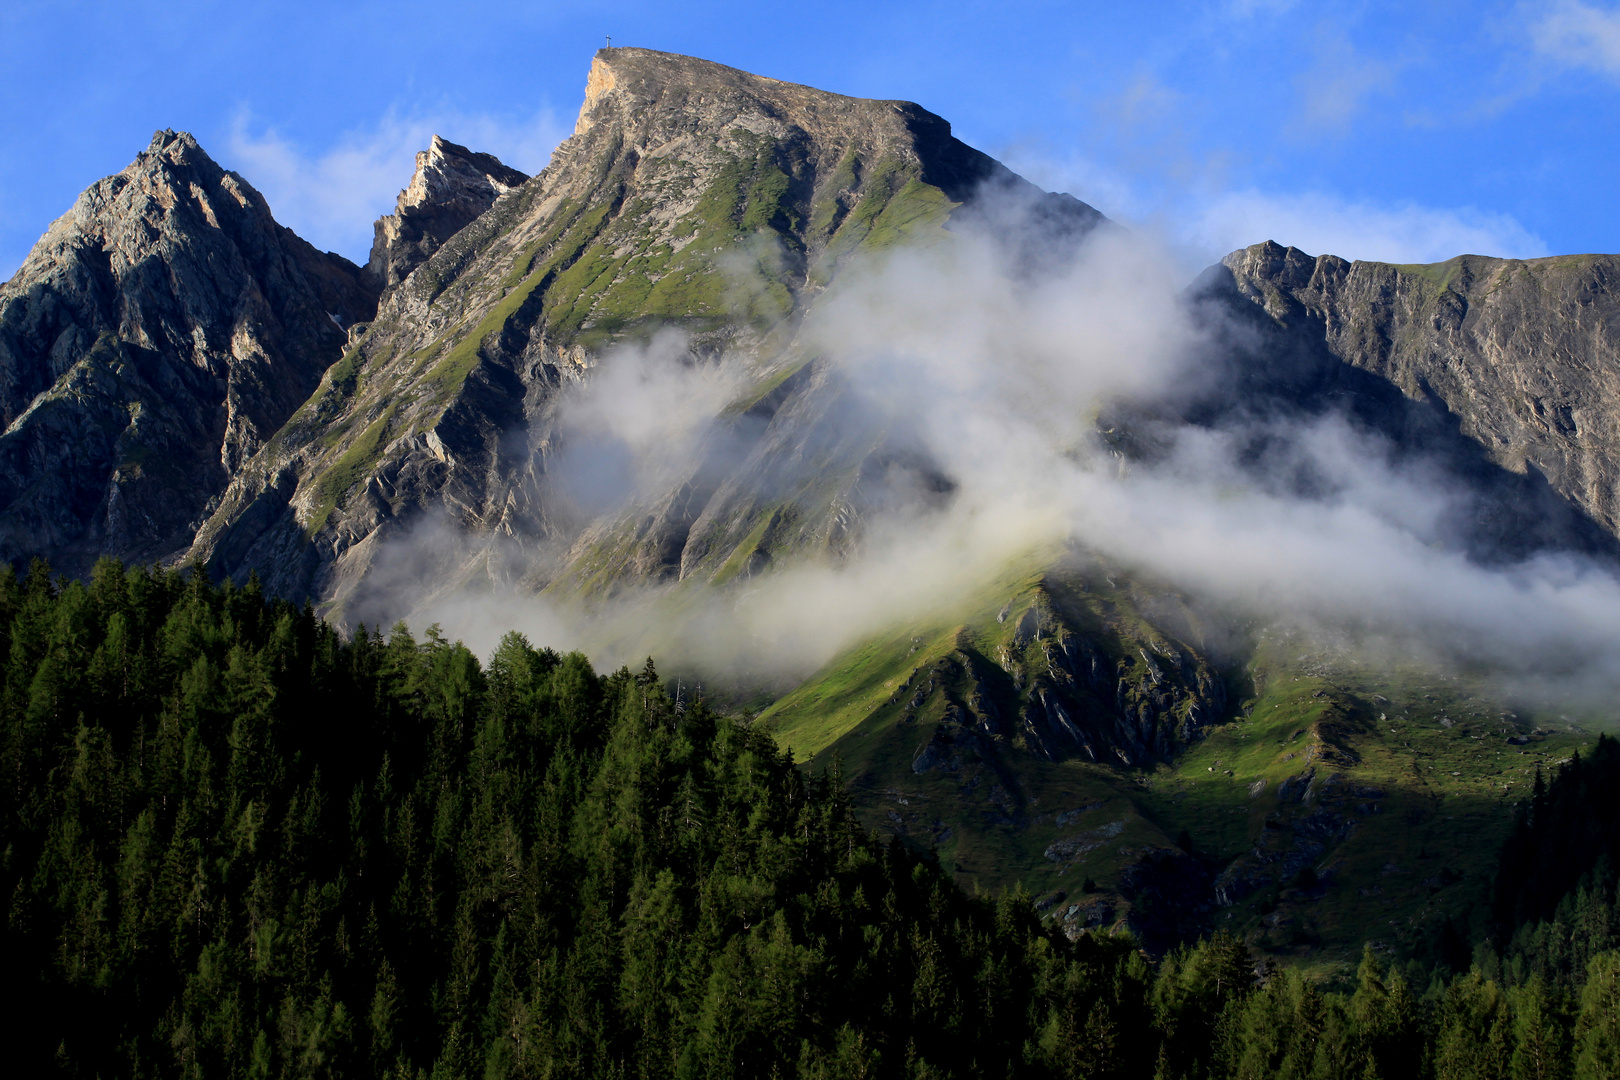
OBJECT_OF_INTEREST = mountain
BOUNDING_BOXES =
[765,554,1595,963]
[759,242,1620,960]
[0,47,1616,974]
[0,130,377,573]
[184,46,1103,620]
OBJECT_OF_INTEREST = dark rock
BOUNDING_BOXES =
[1276,767,1316,804]
[1044,819,1125,862]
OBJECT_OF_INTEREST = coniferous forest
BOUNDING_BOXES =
[3,560,1620,1080]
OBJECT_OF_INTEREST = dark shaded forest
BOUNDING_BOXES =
[1,560,1618,1079]
[1490,736,1620,985]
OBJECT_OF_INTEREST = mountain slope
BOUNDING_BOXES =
[0,130,377,572]
[766,557,1593,968]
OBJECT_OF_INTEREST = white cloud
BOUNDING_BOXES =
[1187,188,1550,263]
[992,145,1549,268]
[1532,1,1620,76]
[389,214,1620,714]
[223,106,567,264]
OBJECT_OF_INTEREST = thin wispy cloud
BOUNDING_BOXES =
[225,105,567,264]
[1291,27,1398,135]
[999,147,1547,267]
[1189,188,1551,263]
[1531,0,1620,76]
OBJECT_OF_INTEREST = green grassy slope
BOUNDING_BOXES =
[760,554,1599,975]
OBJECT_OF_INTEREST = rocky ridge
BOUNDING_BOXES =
[0,130,377,572]
[1212,241,1620,556]
[762,560,1234,949]
[364,136,529,293]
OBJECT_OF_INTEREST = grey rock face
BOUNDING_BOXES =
[364,136,529,292]
[1192,241,1620,561]
[0,130,377,572]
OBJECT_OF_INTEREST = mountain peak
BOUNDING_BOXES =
[570,47,955,173]
[0,128,376,571]
[572,47,828,133]
[190,47,1108,609]
[145,127,189,152]
[402,135,529,215]
[365,135,529,291]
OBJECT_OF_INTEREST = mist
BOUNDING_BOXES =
[380,198,1620,714]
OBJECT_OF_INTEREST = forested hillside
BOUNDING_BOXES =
[2,560,1618,1079]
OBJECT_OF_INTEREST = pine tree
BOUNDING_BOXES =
[1573,951,1620,1080]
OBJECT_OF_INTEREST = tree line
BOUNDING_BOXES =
[0,559,1616,1079]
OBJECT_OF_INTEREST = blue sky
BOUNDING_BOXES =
[3,0,1619,282]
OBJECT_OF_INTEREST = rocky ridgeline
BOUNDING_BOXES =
[1207,241,1620,561]
[0,130,377,572]
[364,135,529,293]
[870,580,1221,769]
[834,571,1232,950]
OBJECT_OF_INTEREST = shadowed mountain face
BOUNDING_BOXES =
[182,46,1104,618]
[0,130,378,573]
[1200,242,1620,563]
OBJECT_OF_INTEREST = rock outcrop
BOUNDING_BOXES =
[364,136,529,292]
[0,130,377,572]
[1189,242,1620,562]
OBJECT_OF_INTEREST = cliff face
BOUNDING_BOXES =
[0,130,377,572]
[185,46,1104,619]
[1195,242,1620,561]
[364,136,529,293]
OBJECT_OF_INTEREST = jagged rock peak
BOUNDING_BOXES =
[1220,239,1341,289]
[364,135,529,291]
[570,47,998,199]
[0,127,378,572]
[406,135,529,211]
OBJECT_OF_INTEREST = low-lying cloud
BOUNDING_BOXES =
[378,192,1618,716]
[1188,188,1550,264]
